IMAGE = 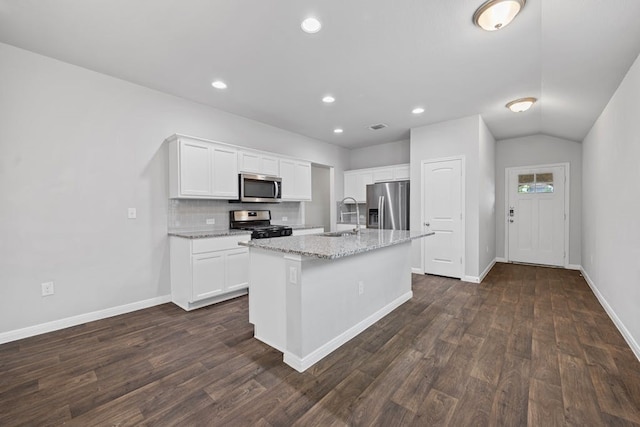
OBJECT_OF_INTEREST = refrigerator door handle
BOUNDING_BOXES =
[380,196,385,230]
[377,196,382,229]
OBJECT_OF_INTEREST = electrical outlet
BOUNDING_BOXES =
[289,267,297,284]
[358,281,364,295]
[206,218,216,225]
[282,216,288,222]
[41,281,54,296]
[127,208,137,219]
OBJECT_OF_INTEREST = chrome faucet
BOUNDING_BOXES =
[339,197,361,233]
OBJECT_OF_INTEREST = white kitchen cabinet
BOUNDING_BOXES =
[344,170,373,203]
[170,234,250,311]
[373,168,393,183]
[291,227,324,236]
[238,151,279,176]
[393,164,410,180]
[344,164,409,203]
[168,135,238,199]
[280,159,312,201]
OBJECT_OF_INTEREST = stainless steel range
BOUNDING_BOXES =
[229,210,293,239]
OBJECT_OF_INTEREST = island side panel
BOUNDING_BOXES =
[248,248,287,352]
[285,242,412,371]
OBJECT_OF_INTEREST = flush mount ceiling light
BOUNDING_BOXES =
[333,128,343,134]
[301,17,322,34]
[506,97,537,112]
[211,80,227,89]
[322,95,335,103]
[473,0,526,31]
[412,107,425,114]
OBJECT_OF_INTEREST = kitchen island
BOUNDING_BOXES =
[240,229,433,372]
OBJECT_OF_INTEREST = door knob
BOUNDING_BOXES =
[424,222,430,227]
[509,219,514,223]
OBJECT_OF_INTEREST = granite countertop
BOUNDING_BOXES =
[239,229,434,259]
[168,229,251,239]
[282,224,325,230]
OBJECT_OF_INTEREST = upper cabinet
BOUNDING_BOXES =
[238,151,279,176]
[280,159,312,201]
[168,135,238,199]
[344,164,410,203]
[167,134,313,201]
[344,170,373,203]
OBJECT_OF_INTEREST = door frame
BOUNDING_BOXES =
[420,156,466,278]
[504,162,570,268]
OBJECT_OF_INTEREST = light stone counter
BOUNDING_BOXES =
[239,229,433,259]
[168,229,251,239]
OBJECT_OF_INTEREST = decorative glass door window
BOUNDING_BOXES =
[518,172,554,193]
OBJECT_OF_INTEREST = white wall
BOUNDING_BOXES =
[304,165,331,231]
[410,115,485,279]
[0,43,349,336]
[582,53,640,357]
[348,139,410,170]
[479,118,496,277]
[495,135,582,265]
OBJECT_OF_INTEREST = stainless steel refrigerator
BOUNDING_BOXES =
[366,181,410,230]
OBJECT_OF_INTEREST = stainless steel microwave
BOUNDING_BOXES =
[239,173,282,203]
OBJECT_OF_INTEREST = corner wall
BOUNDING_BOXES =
[582,52,640,358]
[0,42,349,337]
[495,135,582,265]
[410,115,486,279]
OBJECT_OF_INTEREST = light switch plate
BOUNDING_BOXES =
[128,208,137,219]
[206,218,216,225]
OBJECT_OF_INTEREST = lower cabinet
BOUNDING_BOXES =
[170,234,250,310]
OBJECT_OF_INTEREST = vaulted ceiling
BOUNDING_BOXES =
[1,0,639,148]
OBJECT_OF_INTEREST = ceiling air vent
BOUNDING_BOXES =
[368,123,388,131]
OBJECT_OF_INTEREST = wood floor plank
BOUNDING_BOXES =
[1,264,639,426]
[528,377,565,427]
[558,352,605,425]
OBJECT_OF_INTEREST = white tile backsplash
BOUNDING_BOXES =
[168,199,303,231]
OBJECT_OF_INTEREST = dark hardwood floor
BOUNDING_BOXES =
[1,263,639,426]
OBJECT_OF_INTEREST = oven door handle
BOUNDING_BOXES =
[274,181,279,198]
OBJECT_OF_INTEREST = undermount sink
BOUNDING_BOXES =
[321,231,359,237]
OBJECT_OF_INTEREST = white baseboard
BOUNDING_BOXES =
[462,275,480,283]
[0,295,171,345]
[283,291,413,372]
[581,268,640,362]
[411,267,424,275]
[479,259,496,283]
[495,257,508,263]
[566,264,581,270]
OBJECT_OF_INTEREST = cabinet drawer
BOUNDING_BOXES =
[191,235,249,254]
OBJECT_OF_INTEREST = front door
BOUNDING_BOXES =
[423,158,463,279]
[507,164,567,267]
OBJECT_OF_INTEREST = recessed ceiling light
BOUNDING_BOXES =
[506,97,537,112]
[211,80,227,89]
[322,95,335,103]
[473,0,526,31]
[412,107,425,114]
[301,17,322,34]
[333,128,343,134]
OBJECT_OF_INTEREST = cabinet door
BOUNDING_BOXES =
[262,156,279,176]
[373,168,393,183]
[294,161,312,201]
[225,248,249,291]
[279,160,296,200]
[212,146,238,198]
[192,252,225,301]
[356,172,373,203]
[393,165,410,180]
[180,141,212,196]
[238,151,261,173]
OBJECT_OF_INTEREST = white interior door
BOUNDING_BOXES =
[423,159,463,279]
[507,165,566,266]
